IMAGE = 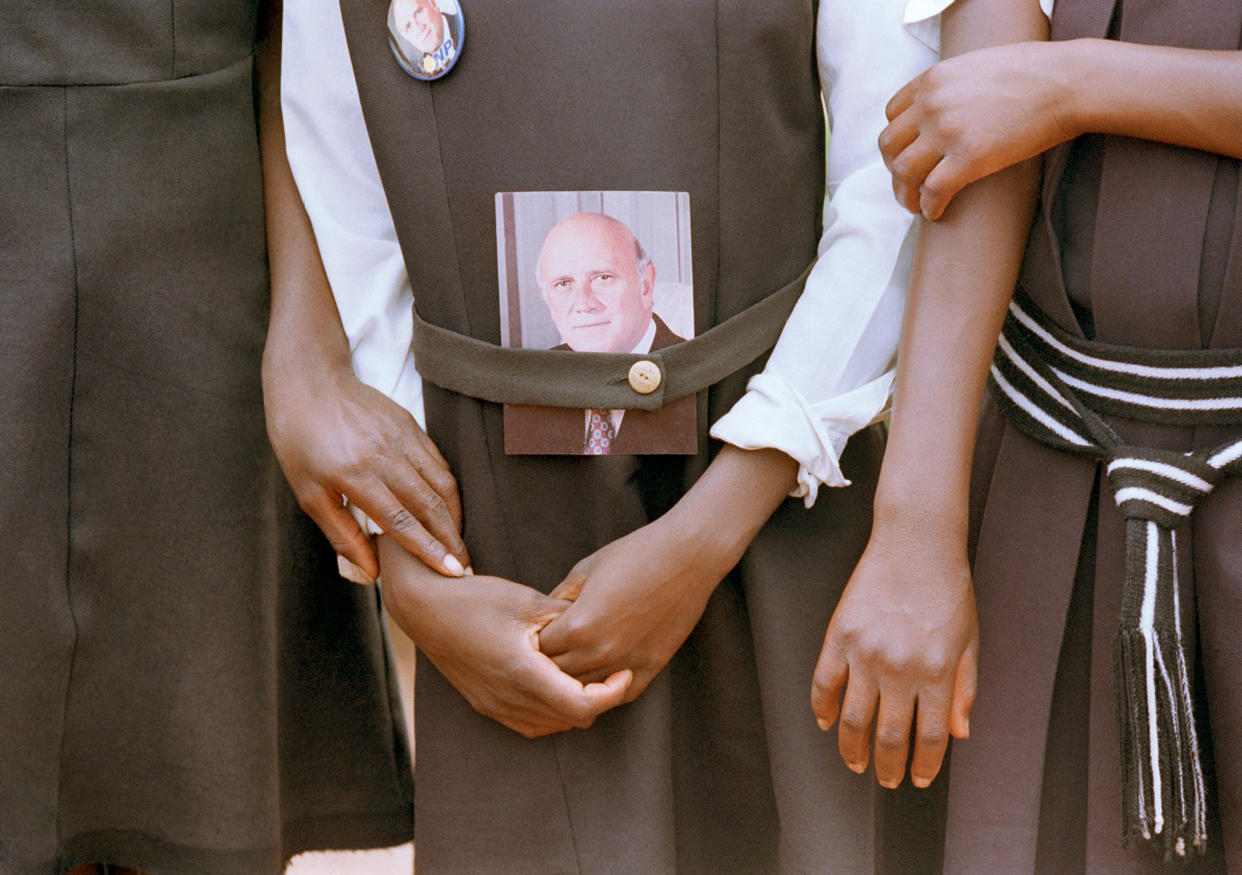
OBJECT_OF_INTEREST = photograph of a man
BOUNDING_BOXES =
[539,213,680,355]
[502,208,697,455]
[387,0,462,79]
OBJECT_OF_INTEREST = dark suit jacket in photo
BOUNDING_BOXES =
[503,315,697,455]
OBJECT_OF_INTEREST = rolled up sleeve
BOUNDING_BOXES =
[711,0,937,506]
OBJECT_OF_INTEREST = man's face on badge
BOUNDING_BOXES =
[538,214,656,355]
[394,0,446,55]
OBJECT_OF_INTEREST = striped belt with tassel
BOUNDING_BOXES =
[988,289,1242,858]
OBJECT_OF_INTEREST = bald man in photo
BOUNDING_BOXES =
[504,212,697,455]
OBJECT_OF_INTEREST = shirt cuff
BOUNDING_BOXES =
[902,0,951,52]
[709,370,894,508]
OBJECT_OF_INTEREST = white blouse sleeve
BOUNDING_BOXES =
[904,0,1054,53]
[709,0,938,506]
[281,0,425,431]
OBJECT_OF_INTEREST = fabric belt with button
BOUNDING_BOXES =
[410,263,811,410]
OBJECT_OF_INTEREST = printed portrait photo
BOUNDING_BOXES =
[496,190,697,456]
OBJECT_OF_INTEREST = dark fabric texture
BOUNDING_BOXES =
[946,0,1242,871]
[340,0,943,871]
[0,4,414,873]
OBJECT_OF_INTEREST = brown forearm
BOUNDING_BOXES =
[256,2,352,389]
[1056,39,1242,159]
[873,0,1045,536]
[663,445,798,577]
[875,170,1037,533]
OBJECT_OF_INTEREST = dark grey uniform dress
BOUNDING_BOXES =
[949,0,1242,871]
[338,1,942,872]
[0,2,414,872]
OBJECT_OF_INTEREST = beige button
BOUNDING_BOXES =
[628,360,662,394]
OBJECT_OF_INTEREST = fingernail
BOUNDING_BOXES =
[879,778,900,790]
[816,718,831,731]
[336,554,375,586]
[464,566,475,576]
[913,775,932,789]
[848,761,866,775]
[443,554,465,577]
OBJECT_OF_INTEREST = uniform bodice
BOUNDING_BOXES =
[1,0,259,86]
[1023,0,1242,350]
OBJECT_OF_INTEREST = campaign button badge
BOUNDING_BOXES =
[387,0,465,81]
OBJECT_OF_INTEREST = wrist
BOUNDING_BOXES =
[377,535,458,637]
[262,297,353,392]
[865,505,972,602]
[665,446,797,570]
[871,478,969,549]
[261,332,351,395]
[1052,39,1101,141]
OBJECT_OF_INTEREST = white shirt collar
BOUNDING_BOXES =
[629,318,657,355]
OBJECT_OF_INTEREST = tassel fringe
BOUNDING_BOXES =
[987,294,1237,856]
[1113,523,1207,858]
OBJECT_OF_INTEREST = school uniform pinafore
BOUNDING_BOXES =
[340,0,942,871]
[952,0,1242,870]
[0,3,414,871]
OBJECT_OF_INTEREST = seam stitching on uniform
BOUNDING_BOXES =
[424,71,525,649]
[422,36,584,872]
[426,82,471,338]
[549,734,587,874]
[0,54,254,89]
[711,0,721,335]
[170,0,178,79]
[54,85,85,868]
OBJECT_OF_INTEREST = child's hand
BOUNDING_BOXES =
[880,40,1073,220]
[539,445,798,703]
[811,521,977,789]
[267,363,469,579]
[537,516,724,701]
[379,536,631,737]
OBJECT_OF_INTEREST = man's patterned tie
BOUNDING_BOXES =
[585,409,615,455]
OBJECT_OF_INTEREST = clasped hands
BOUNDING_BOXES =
[268,362,729,738]
[272,360,976,785]
[379,513,726,739]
